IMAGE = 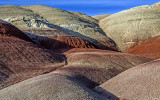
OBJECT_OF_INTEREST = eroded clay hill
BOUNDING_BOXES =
[95,59,160,100]
[0,20,65,89]
[21,5,117,50]
[100,3,160,52]
[0,5,118,50]
[0,72,116,100]
[53,48,152,87]
[128,35,160,59]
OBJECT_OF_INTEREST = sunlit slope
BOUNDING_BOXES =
[100,3,160,52]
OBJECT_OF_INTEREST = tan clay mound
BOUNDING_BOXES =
[0,36,65,89]
[100,3,160,52]
[93,14,111,21]
[0,20,32,42]
[0,72,116,100]
[128,35,160,59]
[22,5,118,50]
[95,59,160,100]
[53,48,152,86]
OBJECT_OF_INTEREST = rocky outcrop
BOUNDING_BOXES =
[128,35,160,59]
[95,59,160,100]
[100,3,160,52]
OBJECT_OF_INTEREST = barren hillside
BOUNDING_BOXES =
[100,3,160,52]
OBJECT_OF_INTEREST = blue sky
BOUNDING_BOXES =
[0,0,160,16]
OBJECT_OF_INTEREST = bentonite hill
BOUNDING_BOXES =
[0,1,160,100]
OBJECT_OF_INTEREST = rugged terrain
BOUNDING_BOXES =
[0,2,160,100]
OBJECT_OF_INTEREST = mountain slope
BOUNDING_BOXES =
[22,5,117,50]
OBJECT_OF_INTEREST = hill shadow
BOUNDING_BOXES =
[24,32,100,53]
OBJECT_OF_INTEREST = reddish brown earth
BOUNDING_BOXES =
[128,36,160,59]
[40,36,98,52]
[0,36,65,89]
[54,36,97,48]
[23,30,100,52]
[0,20,33,42]
[95,59,160,100]
[53,48,152,87]
[0,21,65,89]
